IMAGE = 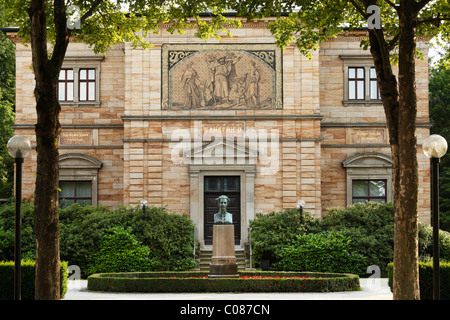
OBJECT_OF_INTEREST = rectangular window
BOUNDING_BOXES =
[58,69,74,101]
[370,67,381,100]
[352,179,386,204]
[58,65,100,105]
[79,68,96,101]
[348,67,365,100]
[59,181,92,208]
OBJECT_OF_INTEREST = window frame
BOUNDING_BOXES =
[340,55,382,106]
[59,180,93,207]
[58,153,102,207]
[348,67,365,100]
[342,152,393,207]
[351,179,387,204]
[369,67,381,100]
[78,68,97,102]
[58,56,104,107]
[58,68,74,102]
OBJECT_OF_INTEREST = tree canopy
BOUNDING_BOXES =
[230,0,450,60]
[0,8,16,199]
[3,0,241,53]
[429,57,450,232]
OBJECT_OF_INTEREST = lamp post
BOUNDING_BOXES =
[297,200,305,224]
[139,199,148,214]
[423,134,448,300]
[7,135,31,300]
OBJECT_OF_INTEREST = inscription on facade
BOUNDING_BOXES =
[60,131,92,145]
[351,129,385,144]
[202,122,245,139]
[162,44,282,110]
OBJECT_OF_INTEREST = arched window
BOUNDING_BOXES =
[58,153,102,207]
[342,152,392,205]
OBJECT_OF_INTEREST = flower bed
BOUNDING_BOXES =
[168,275,320,279]
[239,276,320,279]
[87,271,359,293]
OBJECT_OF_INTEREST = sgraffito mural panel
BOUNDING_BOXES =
[162,44,282,110]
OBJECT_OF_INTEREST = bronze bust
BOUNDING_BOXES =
[214,195,233,224]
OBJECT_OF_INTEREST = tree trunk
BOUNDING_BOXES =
[28,0,68,300]
[366,0,420,300]
[33,88,61,300]
[392,0,420,300]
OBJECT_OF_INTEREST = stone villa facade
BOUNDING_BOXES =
[7,20,432,248]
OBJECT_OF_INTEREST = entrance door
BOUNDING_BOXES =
[204,176,240,245]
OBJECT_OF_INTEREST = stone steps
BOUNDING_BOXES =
[193,248,249,271]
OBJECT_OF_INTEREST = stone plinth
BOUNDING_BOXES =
[209,224,238,278]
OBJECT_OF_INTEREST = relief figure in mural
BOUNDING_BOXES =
[207,52,241,105]
[246,61,261,107]
[230,74,248,106]
[214,195,233,224]
[198,80,213,107]
[228,60,261,107]
[181,62,201,108]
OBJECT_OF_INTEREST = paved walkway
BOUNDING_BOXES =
[63,278,393,300]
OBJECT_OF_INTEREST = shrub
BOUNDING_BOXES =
[59,204,196,276]
[321,202,395,276]
[88,226,155,274]
[249,208,321,268]
[0,202,197,278]
[276,231,367,276]
[59,204,114,276]
[250,202,394,275]
[0,201,36,261]
[322,202,450,276]
[127,206,197,271]
[0,260,68,300]
[387,261,450,300]
[418,223,450,261]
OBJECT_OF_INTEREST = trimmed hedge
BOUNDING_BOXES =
[387,261,450,300]
[87,271,360,293]
[0,260,68,300]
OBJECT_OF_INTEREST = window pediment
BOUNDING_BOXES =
[342,152,392,168]
[59,153,102,169]
[343,152,393,206]
[58,153,101,206]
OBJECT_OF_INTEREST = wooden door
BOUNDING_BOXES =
[204,176,240,245]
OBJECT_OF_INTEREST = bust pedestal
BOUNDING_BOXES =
[209,224,238,278]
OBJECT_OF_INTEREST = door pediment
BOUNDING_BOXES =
[186,139,258,165]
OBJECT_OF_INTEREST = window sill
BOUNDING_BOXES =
[60,101,102,108]
[343,100,382,107]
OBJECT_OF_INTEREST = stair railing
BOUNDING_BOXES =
[248,227,252,269]
[193,226,197,261]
